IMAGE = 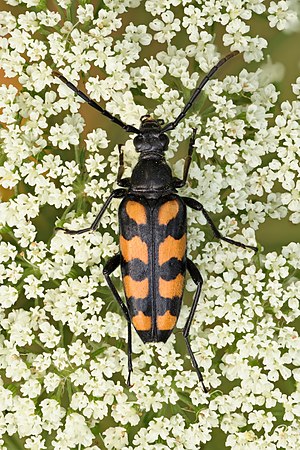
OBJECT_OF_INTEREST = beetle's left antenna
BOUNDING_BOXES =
[52,71,140,134]
[161,51,239,133]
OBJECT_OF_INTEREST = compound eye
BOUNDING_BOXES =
[133,134,144,150]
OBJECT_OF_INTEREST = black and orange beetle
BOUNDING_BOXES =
[54,51,257,392]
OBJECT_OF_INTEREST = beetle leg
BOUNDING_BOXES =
[184,258,207,393]
[117,144,130,187]
[117,144,125,182]
[56,188,127,235]
[103,253,133,386]
[174,128,197,188]
[182,197,258,252]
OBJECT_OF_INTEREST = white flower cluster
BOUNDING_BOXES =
[0,0,299,449]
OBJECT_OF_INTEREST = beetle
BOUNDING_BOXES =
[53,51,257,392]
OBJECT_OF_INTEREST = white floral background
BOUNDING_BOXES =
[0,0,300,449]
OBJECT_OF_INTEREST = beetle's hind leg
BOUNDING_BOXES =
[103,253,133,386]
[184,258,208,393]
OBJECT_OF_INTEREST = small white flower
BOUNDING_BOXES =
[268,0,299,30]
[150,11,181,43]
[246,104,269,129]
[223,18,250,50]
[265,252,290,279]
[37,11,61,27]
[39,322,61,348]
[68,339,90,366]
[282,243,300,269]
[281,180,300,224]
[111,399,140,426]
[0,162,20,189]
[103,427,129,450]
[24,435,46,450]
[292,77,300,97]
[77,4,94,24]
[43,373,61,393]
[56,413,93,447]
[19,62,53,92]
[0,285,19,308]
[20,378,42,399]
[23,274,44,299]
[49,122,80,149]
[0,11,16,35]
[183,5,206,41]
[84,128,109,152]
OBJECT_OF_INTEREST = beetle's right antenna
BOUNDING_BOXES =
[161,51,239,133]
[52,71,140,134]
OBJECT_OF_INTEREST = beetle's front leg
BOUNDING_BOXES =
[117,144,130,188]
[173,128,197,188]
[182,196,258,252]
[56,188,127,235]
[103,253,133,386]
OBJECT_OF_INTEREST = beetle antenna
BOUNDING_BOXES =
[52,71,140,134]
[161,51,239,133]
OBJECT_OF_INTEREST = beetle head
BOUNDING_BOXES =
[133,115,169,156]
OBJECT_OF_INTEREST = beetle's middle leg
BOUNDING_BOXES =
[103,253,133,386]
[56,188,127,235]
[182,197,258,252]
[184,258,207,393]
[173,128,197,188]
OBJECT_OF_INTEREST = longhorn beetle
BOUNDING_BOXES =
[53,51,258,393]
